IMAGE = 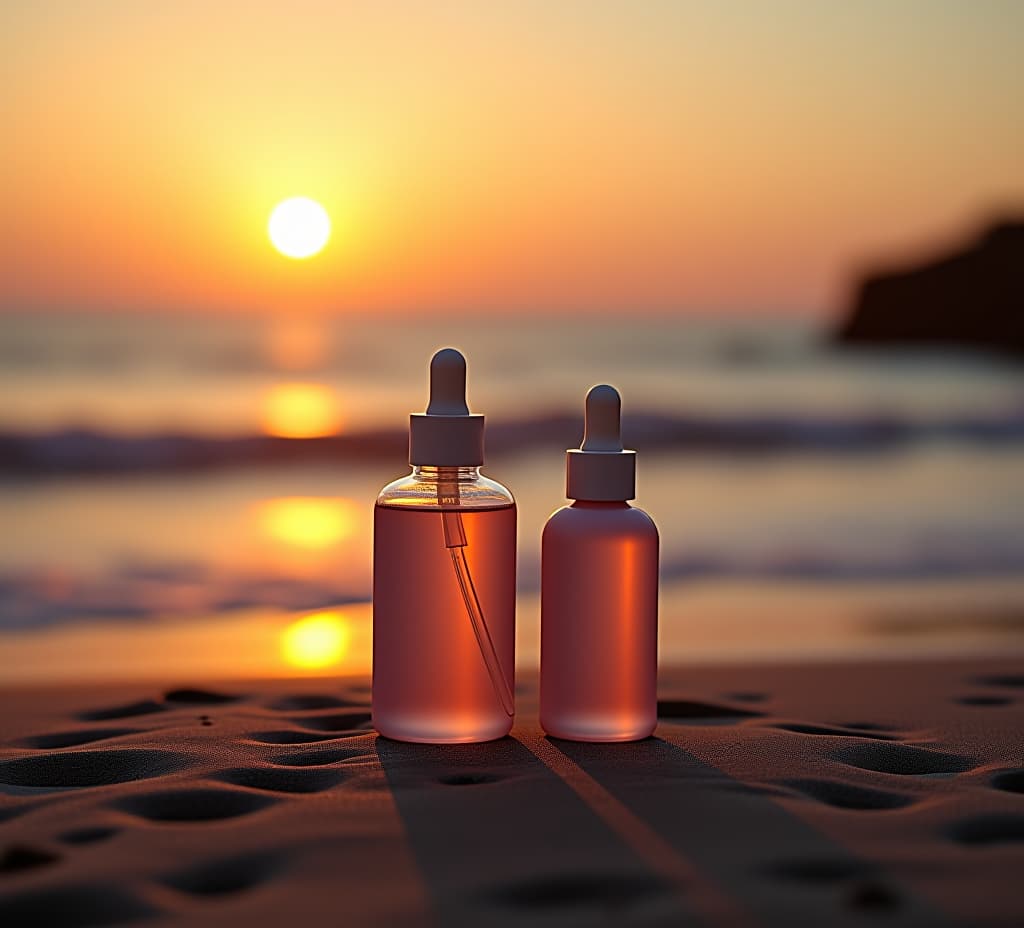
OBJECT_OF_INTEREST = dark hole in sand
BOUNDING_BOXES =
[763,857,872,884]
[714,781,794,799]
[270,746,371,767]
[161,851,284,896]
[0,884,156,927]
[846,881,902,911]
[835,743,975,776]
[267,694,358,711]
[973,674,1024,689]
[248,729,340,745]
[991,769,1024,794]
[956,694,1012,707]
[725,691,769,703]
[164,688,240,705]
[77,700,166,722]
[773,722,899,741]
[782,778,915,810]
[483,873,668,910]
[657,699,761,722]
[0,844,60,874]
[946,814,1024,846]
[22,729,139,749]
[437,772,502,786]
[114,787,278,822]
[0,749,186,789]
[58,826,119,846]
[213,766,346,794]
[280,726,368,742]
[285,712,373,732]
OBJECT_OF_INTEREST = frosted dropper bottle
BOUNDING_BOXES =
[372,348,516,743]
[540,385,659,742]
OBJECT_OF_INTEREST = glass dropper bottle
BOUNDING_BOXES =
[372,348,517,743]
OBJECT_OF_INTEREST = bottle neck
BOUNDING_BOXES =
[412,465,482,482]
[570,499,631,509]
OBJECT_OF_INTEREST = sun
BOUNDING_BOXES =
[268,197,331,259]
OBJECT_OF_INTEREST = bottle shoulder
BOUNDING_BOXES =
[377,468,515,510]
[543,502,658,540]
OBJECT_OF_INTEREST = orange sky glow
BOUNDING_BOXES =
[2,1,1023,317]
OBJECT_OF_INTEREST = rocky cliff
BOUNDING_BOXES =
[836,220,1024,357]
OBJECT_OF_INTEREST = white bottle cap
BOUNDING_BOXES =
[566,384,636,501]
[409,348,485,466]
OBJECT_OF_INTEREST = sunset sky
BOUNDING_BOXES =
[3,1,1022,317]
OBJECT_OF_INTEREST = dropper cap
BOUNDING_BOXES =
[409,348,485,466]
[566,385,636,501]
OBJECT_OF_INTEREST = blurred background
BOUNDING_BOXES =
[2,1,1022,683]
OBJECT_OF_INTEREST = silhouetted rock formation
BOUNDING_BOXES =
[836,220,1024,357]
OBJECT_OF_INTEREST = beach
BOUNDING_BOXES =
[2,314,1022,925]
[2,658,1022,926]
[5,2,1024,924]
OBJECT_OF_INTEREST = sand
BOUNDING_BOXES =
[1,659,1022,927]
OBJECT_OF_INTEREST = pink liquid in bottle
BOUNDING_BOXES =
[371,348,517,743]
[541,501,658,741]
[373,498,516,743]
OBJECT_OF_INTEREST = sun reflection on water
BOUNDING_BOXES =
[258,496,358,549]
[261,382,342,438]
[281,611,350,670]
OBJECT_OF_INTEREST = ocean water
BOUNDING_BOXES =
[1,312,1022,679]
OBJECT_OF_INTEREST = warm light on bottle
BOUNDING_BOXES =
[540,385,659,742]
[372,349,517,743]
